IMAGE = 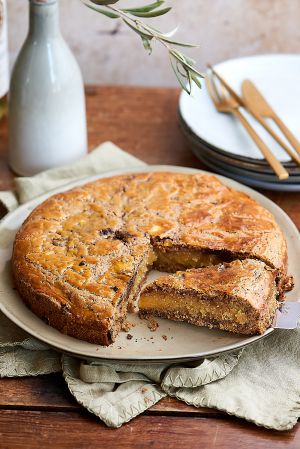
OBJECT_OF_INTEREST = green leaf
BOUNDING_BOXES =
[142,23,197,46]
[89,0,119,5]
[84,2,119,18]
[182,60,204,78]
[191,73,202,89]
[176,61,188,79]
[159,37,198,48]
[122,19,154,39]
[187,69,193,94]
[170,49,204,78]
[171,55,202,94]
[170,49,185,63]
[142,23,177,37]
[182,54,196,66]
[170,49,186,63]
[142,36,152,54]
[125,7,171,18]
[157,25,178,37]
[122,1,165,14]
[170,55,191,94]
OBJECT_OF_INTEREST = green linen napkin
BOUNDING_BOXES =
[0,141,299,430]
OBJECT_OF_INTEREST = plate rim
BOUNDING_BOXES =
[0,164,298,363]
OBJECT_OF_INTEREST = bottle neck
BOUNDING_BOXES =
[28,0,60,39]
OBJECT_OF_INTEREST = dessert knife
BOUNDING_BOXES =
[242,80,300,163]
[273,302,300,329]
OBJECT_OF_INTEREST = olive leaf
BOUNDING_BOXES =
[170,56,189,94]
[191,73,202,89]
[82,0,204,93]
[85,3,120,18]
[170,49,203,77]
[142,36,152,54]
[91,0,119,5]
[158,37,197,47]
[122,18,153,39]
[122,7,171,18]
[144,23,178,37]
[122,1,165,14]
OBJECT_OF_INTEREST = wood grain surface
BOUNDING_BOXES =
[1,411,299,449]
[0,85,299,448]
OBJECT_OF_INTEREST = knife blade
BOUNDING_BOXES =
[242,79,277,117]
[242,80,300,163]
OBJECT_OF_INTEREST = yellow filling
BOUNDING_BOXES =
[139,291,248,325]
[155,250,223,270]
[127,249,157,311]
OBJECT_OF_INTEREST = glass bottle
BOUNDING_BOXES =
[8,0,87,176]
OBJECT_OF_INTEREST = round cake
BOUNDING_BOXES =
[12,172,289,345]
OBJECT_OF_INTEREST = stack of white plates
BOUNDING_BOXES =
[179,54,300,191]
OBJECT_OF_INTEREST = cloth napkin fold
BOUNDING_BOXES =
[0,141,299,430]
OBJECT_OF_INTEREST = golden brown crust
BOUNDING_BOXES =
[12,172,289,344]
[139,259,279,335]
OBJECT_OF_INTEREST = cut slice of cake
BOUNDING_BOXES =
[139,259,279,335]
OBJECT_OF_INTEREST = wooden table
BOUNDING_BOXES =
[0,86,299,449]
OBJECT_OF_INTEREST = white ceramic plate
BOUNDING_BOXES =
[179,54,300,163]
[0,166,299,363]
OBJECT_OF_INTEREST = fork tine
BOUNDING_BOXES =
[210,73,224,103]
[210,70,240,109]
[208,64,244,106]
[219,81,229,99]
[205,75,219,107]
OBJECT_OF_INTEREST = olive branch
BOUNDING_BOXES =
[81,0,204,94]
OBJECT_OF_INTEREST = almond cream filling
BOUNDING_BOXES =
[126,248,157,311]
[154,250,224,271]
[139,291,249,325]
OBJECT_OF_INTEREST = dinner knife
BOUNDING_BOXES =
[242,80,300,162]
